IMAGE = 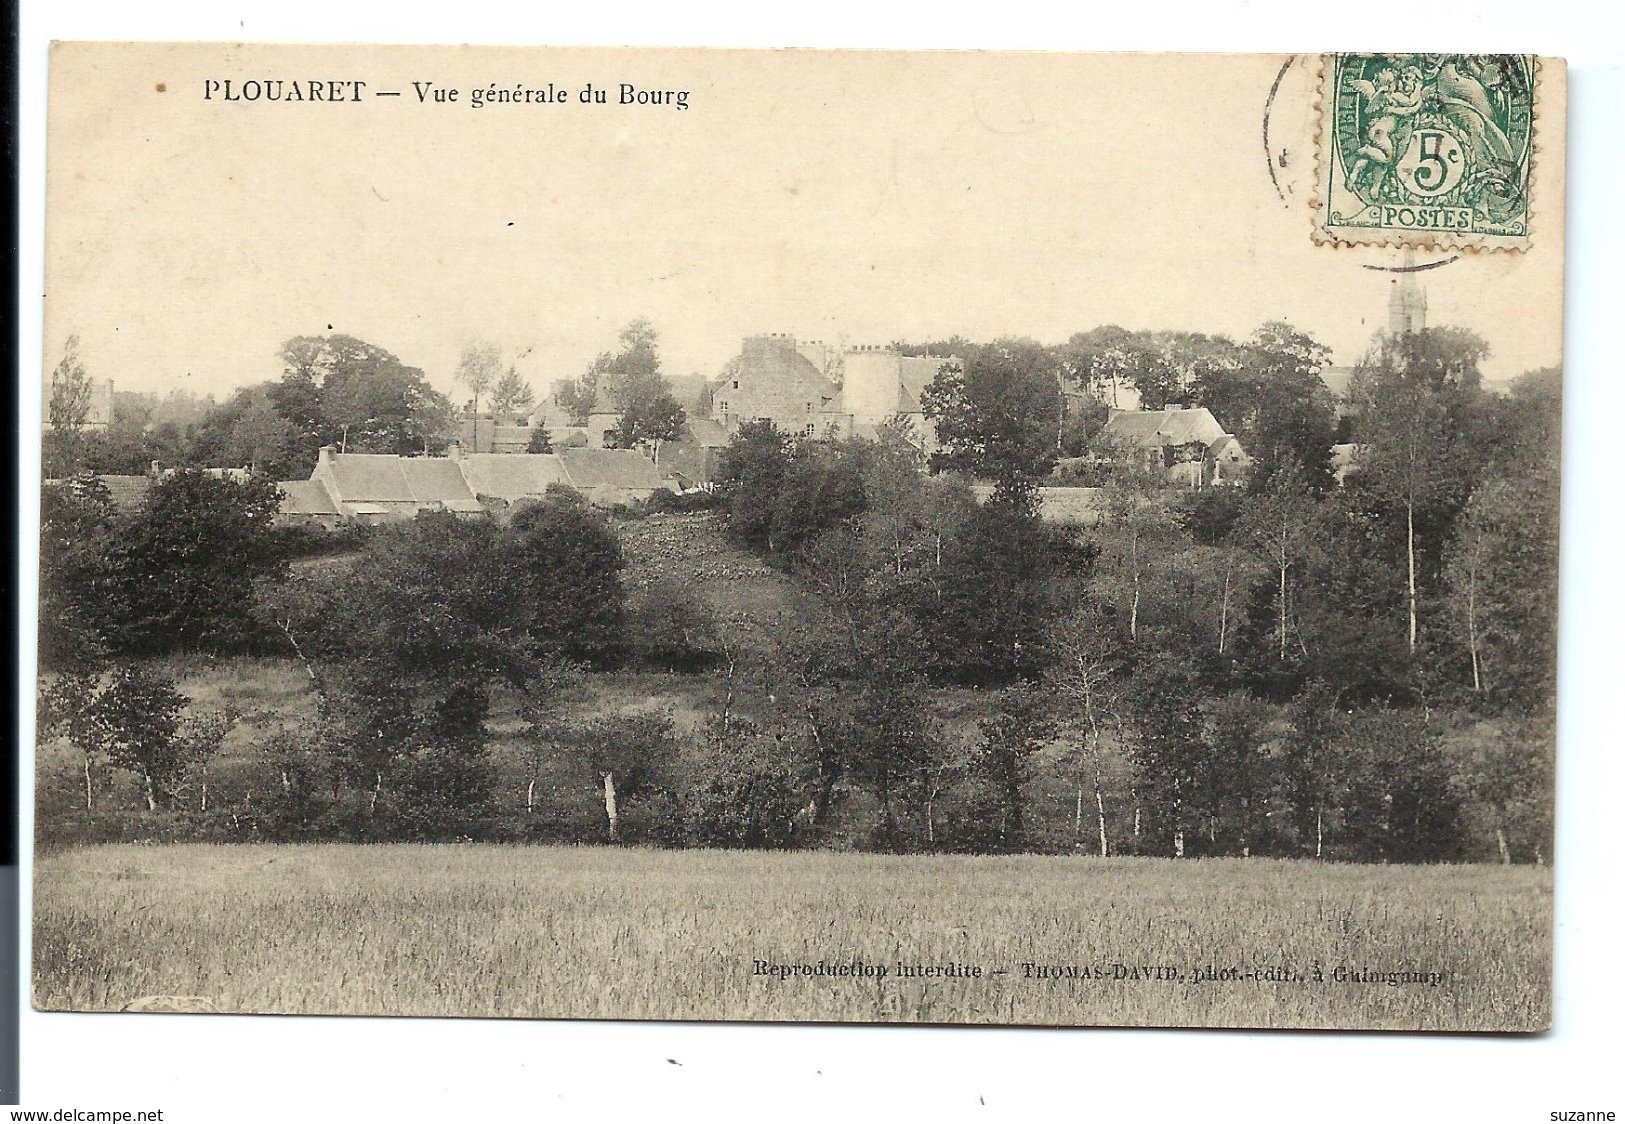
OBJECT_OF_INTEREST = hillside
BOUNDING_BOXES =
[617,511,800,655]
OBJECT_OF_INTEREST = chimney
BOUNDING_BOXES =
[447,441,462,463]
[318,445,336,465]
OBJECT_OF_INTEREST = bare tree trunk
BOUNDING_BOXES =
[1496,826,1511,864]
[602,771,619,840]
[278,618,318,682]
[143,771,157,813]
[1172,781,1184,858]
[526,778,536,813]
[280,769,292,795]
[83,755,93,812]
[200,781,208,813]
[1316,803,1324,860]
[1466,540,1483,692]
[1406,500,1418,653]
[1074,782,1084,844]
[1095,782,1109,858]
[369,770,382,816]
[1129,521,1141,641]
[1218,560,1232,655]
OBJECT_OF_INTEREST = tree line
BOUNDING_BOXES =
[36,317,1557,864]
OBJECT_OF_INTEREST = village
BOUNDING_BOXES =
[53,281,1422,525]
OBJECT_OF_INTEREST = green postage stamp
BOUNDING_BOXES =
[1316,54,1537,249]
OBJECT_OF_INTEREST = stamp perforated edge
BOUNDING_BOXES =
[1308,53,1545,253]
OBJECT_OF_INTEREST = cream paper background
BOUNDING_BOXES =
[16,10,1621,1123]
[44,46,1562,405]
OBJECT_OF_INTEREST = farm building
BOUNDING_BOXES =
[555,448,670,506]
[455,449,569,503]
[275,444,673,526]
[275,479,344,529]
[654,416,731,488]
[1095,406,1249,488]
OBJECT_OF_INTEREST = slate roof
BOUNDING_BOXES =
[897,355,950,406]
[277,479,340,516]
[684,417,731,448]
[458,453,567,501]
[400,458,483,512]
[559,448,666,491]
[325,454,416,503]
[1098,407,1229,449]
[97,475,153,513]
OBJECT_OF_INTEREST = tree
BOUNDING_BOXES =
[1279,682,1345,858]
[551,711,678,841]
[38,478,115,669]
[1048,604,1122,855]
[770,441,870,564]
[39,671,110,811]
[525,425,554,454]
[1444,473,1558,705]
[555,352,609,426]
[919,338,1063,482]
[48,334,96,432]
[73,667,228,814]
[847,665,938,848]
[684,715,801,848]
[278,334,455,458]
[1202,693,1274,856]
[1126,661,1206,857]
[973,683,1056,851]
[1346,327,1487,654]
[189,385,301,477]
[489,366,537,420]
[716,420,793,552]
[923,487,1077,684]
[101,470,286,654]
[45,335,98,475]
[1234,459,1325,668]
[1097,451,1169,642]
[510,491,626,665]
[611,370,687,456]
[597,320,686,456]
[267,511,583,832]
[1232,322,1337,493]
[455,340,502,418]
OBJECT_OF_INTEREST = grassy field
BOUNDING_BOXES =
[33,845,1550,1031]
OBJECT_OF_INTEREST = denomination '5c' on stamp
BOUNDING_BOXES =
[1315,53,1536,250]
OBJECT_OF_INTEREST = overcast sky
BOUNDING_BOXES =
[43,45,1565,403]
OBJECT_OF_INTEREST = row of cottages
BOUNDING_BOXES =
[276,445,670,527]
[707,333,953,455]
[1095,406,1250,487]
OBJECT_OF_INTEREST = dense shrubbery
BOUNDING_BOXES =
[35,327,1560,864]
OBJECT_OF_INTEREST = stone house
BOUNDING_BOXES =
[1095,406,1249,488]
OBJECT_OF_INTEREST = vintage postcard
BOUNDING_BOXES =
[32,44,1564,1031]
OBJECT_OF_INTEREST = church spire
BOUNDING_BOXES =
[1388,249,1428,336]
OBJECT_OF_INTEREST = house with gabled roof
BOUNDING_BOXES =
[557,447,669,506]
[455,449,568,503]
[276,478,343,529]
[399,458,485,514]
[1096,406,1248,488]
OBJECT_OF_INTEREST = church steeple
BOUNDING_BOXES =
[1388,249,1428,336]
